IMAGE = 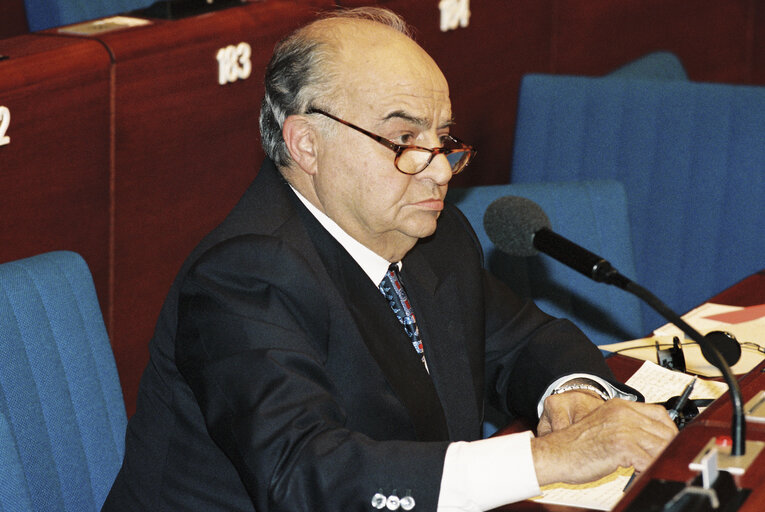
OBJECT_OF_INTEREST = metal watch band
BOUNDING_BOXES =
[552,383,610,401]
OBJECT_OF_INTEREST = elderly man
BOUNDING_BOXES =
[104,7,676,511]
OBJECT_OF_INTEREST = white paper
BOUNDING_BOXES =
[600,303,765,376]
[531,467,633,511]
[531,361,726,510]
[625,360,727,403]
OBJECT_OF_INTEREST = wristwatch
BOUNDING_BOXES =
[552,378,610,401]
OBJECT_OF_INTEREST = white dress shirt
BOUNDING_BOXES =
[290,187,631,511]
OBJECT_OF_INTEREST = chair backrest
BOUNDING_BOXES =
[24,0,154,31]
[607,51,688,81]
[0,251,126,511]
[447,180,643,347]
[511,74,765,331]
[0,411,34,511]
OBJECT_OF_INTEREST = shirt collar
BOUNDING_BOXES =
[290,185,396,286]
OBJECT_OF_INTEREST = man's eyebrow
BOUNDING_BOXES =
[381,110,455,130]
[439,118,456,130]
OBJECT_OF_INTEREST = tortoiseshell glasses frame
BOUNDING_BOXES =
[306,107,476,175]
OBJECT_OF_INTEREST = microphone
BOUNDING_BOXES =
[483,196,630,288]
[484,195,746,455]
[483,196,741,366]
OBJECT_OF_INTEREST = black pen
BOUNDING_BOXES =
[623,471,637,492]
[668,376,697,421]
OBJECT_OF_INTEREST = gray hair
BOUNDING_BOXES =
[259,7,413,169]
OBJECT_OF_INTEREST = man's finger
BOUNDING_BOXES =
[537,417,552,437]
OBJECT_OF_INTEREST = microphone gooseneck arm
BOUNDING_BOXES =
[622,280,745,456]
[531,229,745,455]
[484,195,745,454]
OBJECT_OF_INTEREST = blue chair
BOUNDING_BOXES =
[447,179,643,348]
[24,0,154,31]
[0,251,127,511]
[511,75,765,331]
[607,51,688,81]
[0,412,34,511]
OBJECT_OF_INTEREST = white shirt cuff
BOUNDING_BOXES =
[536,373,638,417]
[437,432,541,511]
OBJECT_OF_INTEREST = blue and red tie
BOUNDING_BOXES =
[379,264,428,372]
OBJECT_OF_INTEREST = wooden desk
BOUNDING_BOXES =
[695,362,765,431]
[614,361,765,512]
[494,271,765,511]
[492,358,765,511]
[708,270,765,308]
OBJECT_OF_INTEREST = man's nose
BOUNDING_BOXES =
[419,153,453,185]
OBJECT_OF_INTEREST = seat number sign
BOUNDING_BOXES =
[0,106,9,146]
[216,42,252,85]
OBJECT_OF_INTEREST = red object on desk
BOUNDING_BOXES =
[703,304,765,324]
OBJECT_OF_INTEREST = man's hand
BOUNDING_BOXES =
[530,398,678,486]
[537,389,606,437]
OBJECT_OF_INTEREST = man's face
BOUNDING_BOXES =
[310,25,454,261]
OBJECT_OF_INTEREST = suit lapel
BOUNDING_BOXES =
[226,163,480,441]
[401,248,483,441]
[292,200,450,442]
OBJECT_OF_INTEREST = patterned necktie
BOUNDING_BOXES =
[379,264,429,372]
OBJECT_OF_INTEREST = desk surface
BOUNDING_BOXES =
[708,270,765,308]
[614,363,765,512]
[494,270,765,511]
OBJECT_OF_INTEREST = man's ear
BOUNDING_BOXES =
[282,114,318,176]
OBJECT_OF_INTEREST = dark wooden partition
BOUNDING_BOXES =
[550,0,756,83]
[344,0,764,186]
[0,0,29,39]
[95,0,333,413]
[755,2,765,84]
[0,34,111,308]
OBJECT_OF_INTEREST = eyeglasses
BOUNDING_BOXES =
[306,107,475,175]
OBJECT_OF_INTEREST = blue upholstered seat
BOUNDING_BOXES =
[607,51,688,81]
[511,75,765,331]
[448,180,643,347]
[24,0,153,31]
[0,412,33,511]
[0,251,126,511]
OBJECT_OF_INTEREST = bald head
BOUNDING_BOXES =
[267,8,455,261]
[325,20,447,114]
[259,8,445,170]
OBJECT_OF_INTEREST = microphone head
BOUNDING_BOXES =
[703,330,742,367]
[483,195,552,257]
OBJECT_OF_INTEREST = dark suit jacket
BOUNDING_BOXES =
[104,159,621,511]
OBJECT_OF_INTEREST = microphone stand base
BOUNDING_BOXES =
[623,471,750,512]
[689,438,764,476]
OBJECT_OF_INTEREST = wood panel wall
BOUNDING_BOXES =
[359,0,765,187]
[0,34,111,312]
[0,0,28,39]
[1,0,763,414]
